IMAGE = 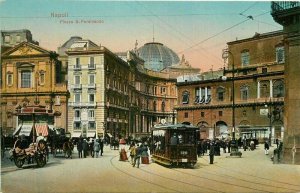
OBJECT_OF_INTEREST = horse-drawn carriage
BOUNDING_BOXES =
[9,137,47,168]
[151,123,198,167]
[48,128,74,158]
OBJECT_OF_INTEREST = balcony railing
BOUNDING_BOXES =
[69,102,97,107]
[73,65,81,70]
[88,64,96,69]
[72,84,82,89]
[87,83,96,89]
[74,117,81,122]
[271,1,300,14]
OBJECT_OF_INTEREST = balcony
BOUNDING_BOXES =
[271,1,300,24]
[74,117,81,122]
[72,84,82,90]
[68,102,97,107]
[87,83,96,89]
[88,64,96,70]
[73,65,81,70]
[88,117,95,121]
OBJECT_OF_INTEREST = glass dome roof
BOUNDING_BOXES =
[137,42,180,72]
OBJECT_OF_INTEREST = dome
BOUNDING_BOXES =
[137,42,180,72]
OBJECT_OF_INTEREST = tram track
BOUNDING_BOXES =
[201,156,300,189]
[109,155,221,193]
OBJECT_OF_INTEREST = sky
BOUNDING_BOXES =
[0,0,282,72]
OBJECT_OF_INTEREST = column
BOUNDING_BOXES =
[205,87,208,101]
[270,80,273,98]
[257,81,260,98]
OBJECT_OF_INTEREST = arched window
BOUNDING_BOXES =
[161,100,165,112]
[260,80,269,98]
[240,85,249,100]
[276,46,285,64]
[241,50,250,66]
[273,79,284,97]
[153,100,157,111]
[217,87,225,101]
[182,91,189,104]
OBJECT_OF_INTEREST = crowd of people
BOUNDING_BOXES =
[76,138,104,158]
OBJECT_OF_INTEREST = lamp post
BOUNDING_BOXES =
[264,102,272,146]
[222,48,241,157]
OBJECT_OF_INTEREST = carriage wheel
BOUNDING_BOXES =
[14,157,25,168]
[36,153,47,167]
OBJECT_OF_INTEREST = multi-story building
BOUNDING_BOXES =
[64,38,199,139]
[0,41,68,137]
[176,30,285,143]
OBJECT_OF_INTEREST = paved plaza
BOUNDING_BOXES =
[1,144,300,193]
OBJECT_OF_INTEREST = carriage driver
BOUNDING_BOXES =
[36,133,45,144]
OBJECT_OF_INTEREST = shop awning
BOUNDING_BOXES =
[87,132,96,138]
[106,133,112,138]
[72,132,82,138]
[13,125,22,136]
[35,124,48,136]
[19,124,33,136]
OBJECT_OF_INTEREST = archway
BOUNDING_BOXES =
[216,121,228,139]
[197,121,208,139]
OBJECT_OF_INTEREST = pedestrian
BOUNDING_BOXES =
[77,138,83,158]
[228,140,231,153]
[141,143,149,164]
[209,142,215,164]
[99,138,104,156]
[133,144,142,168]
[90,139,95,158]
[82,139,88,158]
[129,142,136,164]
[94,139,100,158]
[264,141,269,155]
[276,138,279,148]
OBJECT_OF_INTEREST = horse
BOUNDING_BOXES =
[63,140,74,159]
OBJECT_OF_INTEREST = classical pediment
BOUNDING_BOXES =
[1,42,50,57]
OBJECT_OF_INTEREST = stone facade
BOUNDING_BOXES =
[0,42,68,136]
[177,31,285,143]
[271,2,300,164]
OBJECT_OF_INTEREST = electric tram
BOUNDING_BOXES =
[151,123,198,167]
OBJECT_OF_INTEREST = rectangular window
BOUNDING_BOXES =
[90,57,94,65]
[74,122,81,130]
[88,110,95,118]
[241,52,250,66]
[75,76,80,85]
[201,112,205,117]
[219,111,223,116]
[75,58,80,68]
[4,35,10,43]
[89,122,95,129]
[21,71,31,88]
[7,74,13,86]
[195,87,200,103]
[89,94,95,103]
[75,110,81,118]
[276,47,285,64]
[218,92,224,101]
[241,90,248,100]
[89,74,95,84]
[161,87,166,94]
[74,93,81,103]
[184,112,189,118]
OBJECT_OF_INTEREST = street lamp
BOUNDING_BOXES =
[264,102,272,146]
[222,48,242,157]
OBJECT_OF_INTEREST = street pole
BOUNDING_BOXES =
[222,48,241,157]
